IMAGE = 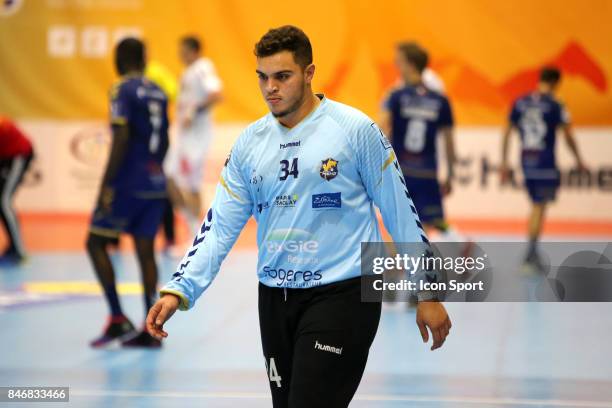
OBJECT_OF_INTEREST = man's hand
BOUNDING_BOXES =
[576,161,589,174]
[416,301,451,351]
[499,164,511,185]
[96,186,114,212]
[440,180,453,197]
[182,104,197,128]
[146,294,180,340]
[182,113,194,129]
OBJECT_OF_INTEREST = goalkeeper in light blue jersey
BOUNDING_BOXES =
[148,25,451,408]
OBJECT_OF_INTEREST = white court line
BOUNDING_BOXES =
[70,389,612,407]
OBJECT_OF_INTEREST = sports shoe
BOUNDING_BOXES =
[520,250,546,276]
[90,316,136,348]
[0,249,28,266]
[122,328,162,348]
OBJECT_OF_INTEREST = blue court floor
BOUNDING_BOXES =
[1,237,612,407]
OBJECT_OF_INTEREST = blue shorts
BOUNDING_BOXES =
[90,193,165,239]
[404,176,444,224]
[525,177,560,203]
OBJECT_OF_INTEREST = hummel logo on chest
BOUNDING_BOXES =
[314,340,343,355]
[280,141,301,149]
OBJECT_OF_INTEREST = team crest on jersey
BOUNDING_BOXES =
[319,158,338,181]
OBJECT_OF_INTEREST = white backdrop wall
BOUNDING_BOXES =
[14,122,612,221]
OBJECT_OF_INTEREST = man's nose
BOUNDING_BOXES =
[266,79,279,93]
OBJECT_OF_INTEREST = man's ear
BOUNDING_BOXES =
[304,63,315,84]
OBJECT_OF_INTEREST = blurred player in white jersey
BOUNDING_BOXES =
[165,36,223,237]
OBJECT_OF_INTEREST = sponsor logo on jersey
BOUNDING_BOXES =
[136,86,167,101]
[280,141,301,149]
[250,169,263,192]
[371,122,393,150]
[265,229,318,254]
[263,266,323,287]
[320,158,338,181]
[312,192,341,209]
[257,201,270,213]
[273,194,298,208]
[287,255,319,265]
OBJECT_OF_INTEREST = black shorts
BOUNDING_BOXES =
[259,277,381,408]
[404,176,444,224]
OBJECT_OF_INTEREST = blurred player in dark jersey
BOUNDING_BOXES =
[145,61,178,252]
[501,67,587,273]
[0,116,34,264]
[380,42,466,243]
[87,38,169,348]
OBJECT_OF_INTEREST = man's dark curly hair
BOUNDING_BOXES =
[254,25,313,68]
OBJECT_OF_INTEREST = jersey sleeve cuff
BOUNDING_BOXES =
[111,117,127,125]
[417,290,439,302]
[159,288,191,311]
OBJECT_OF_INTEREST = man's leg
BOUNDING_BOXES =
[134,237,158,314]
[0,155,28,260]
[526,202,547,262]
[162,197,176,247]
[288,279,381,408]
[122,198,165,347]
[259,283,295,408]
[86,232,122,316]
[86,231,135,347]
[523,176,557,272]
[185,190,202,234]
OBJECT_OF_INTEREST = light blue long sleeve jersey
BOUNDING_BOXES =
[161,95,431,310]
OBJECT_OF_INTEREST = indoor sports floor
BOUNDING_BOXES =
[1,217,612,408]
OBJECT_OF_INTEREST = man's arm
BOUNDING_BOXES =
[561,124,587,171]
[501,101,522,184]
[147,134,253,339]
[183,91,223,128]
[183,61,224,128]
[378,108,392,142]
[558,103,587,173]
[354,121,451,350]
[97,124,129,209]
[378,91,394,142]
[440,126,455,196]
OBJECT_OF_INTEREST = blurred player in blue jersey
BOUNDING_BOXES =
[87,38,169,348]
[380,42,465,243]
[146,26,451,407]
[501,67,587,273]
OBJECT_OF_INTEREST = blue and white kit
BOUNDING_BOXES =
[161,95,432,309]
[509,92,570,203]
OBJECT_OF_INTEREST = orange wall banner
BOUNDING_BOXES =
[1,0,611,124]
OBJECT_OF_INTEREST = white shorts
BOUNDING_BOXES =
[165,127,214,193]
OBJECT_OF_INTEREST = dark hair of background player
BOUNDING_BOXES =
[397,42,429,73]
[254,25,313,69]
[540,66,562,85]
[115,38,145,76]
[181,36,202,53]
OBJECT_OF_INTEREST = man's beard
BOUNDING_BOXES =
[271,88,305,118]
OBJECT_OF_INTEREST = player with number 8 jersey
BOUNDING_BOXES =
[380,42,462,242]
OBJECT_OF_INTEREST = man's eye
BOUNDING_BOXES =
[277,74,289,81]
